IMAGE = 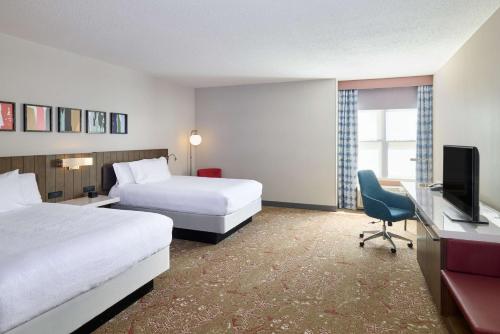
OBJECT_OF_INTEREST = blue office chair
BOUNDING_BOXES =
[357,170,415,253]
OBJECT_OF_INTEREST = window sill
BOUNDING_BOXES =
[379,178,416,186]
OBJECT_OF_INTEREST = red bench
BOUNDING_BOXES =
[442,239,500,334]
[197,168,222,178]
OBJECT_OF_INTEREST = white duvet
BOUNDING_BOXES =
[109,176,263,215]
[0,203,173,333]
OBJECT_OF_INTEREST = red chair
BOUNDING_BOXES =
[197,168,222,178]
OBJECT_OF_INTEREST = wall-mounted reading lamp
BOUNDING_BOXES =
[57,157,94,170]
[189,130,202,176]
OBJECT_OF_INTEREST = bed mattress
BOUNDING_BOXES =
[0,203,173,333]
[109,176,263,216]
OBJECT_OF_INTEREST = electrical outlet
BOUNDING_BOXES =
[48,191,63,199]
[83,185,96,193]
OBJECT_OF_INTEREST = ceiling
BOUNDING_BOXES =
[0,0,498,87]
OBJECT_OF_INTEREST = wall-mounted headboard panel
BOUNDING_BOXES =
[0,149,168,202]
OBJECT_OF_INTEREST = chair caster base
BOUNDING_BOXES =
[359,233,364,238]
[408,243,413,248]
[359,242,364,247]
[391,248,396,254]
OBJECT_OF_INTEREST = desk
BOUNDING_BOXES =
[401,182,500,315]
[402,182,500,242]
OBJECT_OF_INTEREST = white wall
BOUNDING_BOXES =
[195,79,337,207]
[0,33,195,175]
[434,8,500,209]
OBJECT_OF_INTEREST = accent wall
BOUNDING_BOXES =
[0,33,195,175]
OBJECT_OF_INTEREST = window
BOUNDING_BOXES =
[358,109,417,180]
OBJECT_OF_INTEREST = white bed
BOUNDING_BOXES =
[107,175,262,242]
[109,175,262,215]
[0,203,173,334]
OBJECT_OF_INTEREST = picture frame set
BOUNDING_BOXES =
[58,107,82,133]
[24,104,52,132]
[0,101,127,134]
[0,101,16,132]
[86,110,107,134]
[110,112,128,134]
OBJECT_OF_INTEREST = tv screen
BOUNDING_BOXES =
[443,146,480,220]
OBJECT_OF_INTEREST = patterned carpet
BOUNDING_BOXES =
[96,207,447,334]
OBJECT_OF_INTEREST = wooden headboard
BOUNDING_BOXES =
[0,149,168,202]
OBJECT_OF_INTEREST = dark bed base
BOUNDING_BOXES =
[71,280,154,334]
[173,217,253,244]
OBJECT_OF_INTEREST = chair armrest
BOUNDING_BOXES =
[361,194,393,221]
[380,190,415,213]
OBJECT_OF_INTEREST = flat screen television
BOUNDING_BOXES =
[442,145,483,223]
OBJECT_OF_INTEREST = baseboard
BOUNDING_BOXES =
[262,201,337,212]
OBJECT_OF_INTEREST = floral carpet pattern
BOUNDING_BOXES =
[96,207,447,334]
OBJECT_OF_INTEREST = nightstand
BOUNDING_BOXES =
[61,195,120,208]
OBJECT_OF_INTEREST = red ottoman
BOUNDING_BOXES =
[197,168,222,178]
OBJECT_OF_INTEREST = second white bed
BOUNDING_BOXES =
[109,175,262,216]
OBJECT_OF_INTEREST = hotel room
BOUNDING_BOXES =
[0,1,499,333]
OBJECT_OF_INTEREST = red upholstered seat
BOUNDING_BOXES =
[442,270,500,334]
[446,239,500,277]
[197,168,222,178]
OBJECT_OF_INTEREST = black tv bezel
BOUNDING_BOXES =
[442,145,480,221]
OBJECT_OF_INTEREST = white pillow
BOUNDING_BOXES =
[129,157,171,184]
[0,171,25,212]
[18,173,42,205]
[113,162,136,186]
[3,169,19,176]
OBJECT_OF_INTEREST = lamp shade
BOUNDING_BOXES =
[189,130,202,146]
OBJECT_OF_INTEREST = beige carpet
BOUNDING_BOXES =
[96,207,447,333]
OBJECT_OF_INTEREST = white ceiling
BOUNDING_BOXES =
[0,0,498,87]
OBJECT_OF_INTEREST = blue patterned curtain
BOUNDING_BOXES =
[338,90,358,209]
[416,85,433,184]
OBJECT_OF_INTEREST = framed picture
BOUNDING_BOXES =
[86,110,106,134]
[24,104,52,132]
[110,112,128,134]
[58,107,82,133]
[0,101,15,131]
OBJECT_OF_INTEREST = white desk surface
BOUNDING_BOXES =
[402,181,500,243]
[61,195,120,208]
